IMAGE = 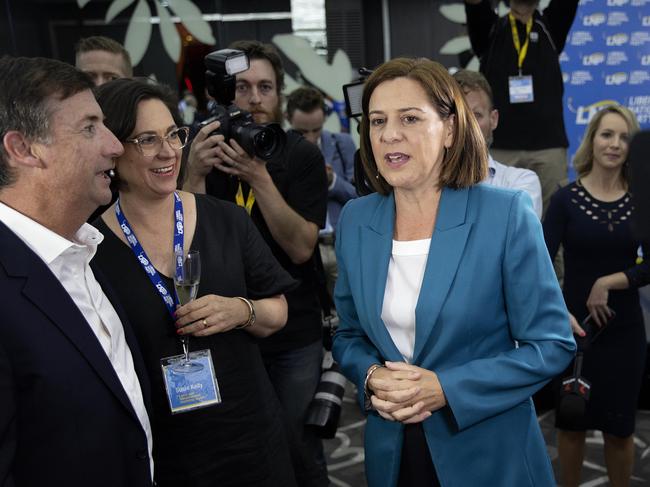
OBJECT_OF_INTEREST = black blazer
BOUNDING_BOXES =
[0,221,153,487]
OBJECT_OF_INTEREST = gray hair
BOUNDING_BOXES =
[0,56,94,188]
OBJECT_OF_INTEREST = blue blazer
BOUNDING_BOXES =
[320,130,357,229]
[332,185,575,487]
[0,221,153,487]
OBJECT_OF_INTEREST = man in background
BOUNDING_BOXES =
[454,69,542,218]
[464,0,578,215]
[185,41,330,487]
[0,56,153,487]
[75,35,132,86]
[286,86,357,295]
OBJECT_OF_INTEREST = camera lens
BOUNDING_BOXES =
[253,128,276,158]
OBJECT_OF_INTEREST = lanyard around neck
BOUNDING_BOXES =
[235,181,255,215]
[115,192,184,317]
[508,13,533,75]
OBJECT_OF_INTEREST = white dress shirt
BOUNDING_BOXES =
[0,202,154,478]
[486,155,543,219]
[381,238,430,363]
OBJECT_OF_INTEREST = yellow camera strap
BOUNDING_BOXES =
[235,181,255,215]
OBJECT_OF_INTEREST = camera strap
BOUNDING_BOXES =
[235,181,255,215]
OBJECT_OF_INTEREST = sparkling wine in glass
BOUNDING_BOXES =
[172,249,203,373]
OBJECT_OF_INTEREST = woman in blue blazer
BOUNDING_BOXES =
[332,57,576,487]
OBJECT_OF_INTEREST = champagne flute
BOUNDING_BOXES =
[172,249,204,373]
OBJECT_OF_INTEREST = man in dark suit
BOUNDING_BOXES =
[0,56,153,487]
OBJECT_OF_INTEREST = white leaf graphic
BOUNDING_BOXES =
[273,34,352,101]
[168,0,215,45]
[156,2,181,62]
[439,4,466,24]
[439,36,472,55]
[77,0,91,7]
[466,57,479,71]
[124,0,152,66]
[106,0,136,23]
[283,71,301,97]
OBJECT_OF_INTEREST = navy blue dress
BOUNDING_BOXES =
[544,181,650,436]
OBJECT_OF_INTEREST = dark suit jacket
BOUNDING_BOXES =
[0,221,153,487]
[320,130,357,229]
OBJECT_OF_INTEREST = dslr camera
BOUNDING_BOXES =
[201,48,285,160]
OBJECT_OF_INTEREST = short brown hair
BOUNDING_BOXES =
[452,69,494,108]
[360,57,487,194]
[75,36,133,77]
[0,56,94,188]
[95,78,182,191]
[286,86,325,119]
[573,104,639,181]
[228,40,285,95]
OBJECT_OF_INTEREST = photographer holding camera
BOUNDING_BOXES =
[185,41,330,487]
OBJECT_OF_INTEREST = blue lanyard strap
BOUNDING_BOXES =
[116,192,185,317]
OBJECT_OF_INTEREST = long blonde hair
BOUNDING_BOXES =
[573,105,639,181]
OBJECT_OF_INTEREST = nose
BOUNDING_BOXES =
[380,118,403,143]
[103,125,124,158]
[157,136,177,159]
[248,86,261,105]
[608,135,622,149]
[305,132,319,145]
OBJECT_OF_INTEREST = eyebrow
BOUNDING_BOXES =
[237,79,274,86]
[132,125,178,137]
[75,114,101,127]
[368,107,426,116]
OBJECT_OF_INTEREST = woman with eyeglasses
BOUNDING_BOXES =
[91,78,298,486]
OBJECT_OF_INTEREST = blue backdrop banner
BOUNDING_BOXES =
[561,0,650,178]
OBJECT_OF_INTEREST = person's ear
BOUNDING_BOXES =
[490,108,499,132]
[2,132,46,169]
[444,114,455,149]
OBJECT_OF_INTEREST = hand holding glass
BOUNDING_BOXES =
[172,249,203,373]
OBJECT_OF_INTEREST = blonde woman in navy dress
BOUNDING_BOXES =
[544,105,649,487]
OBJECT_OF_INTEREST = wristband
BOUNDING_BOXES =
[234,297,256,329]
[363,363,385,409]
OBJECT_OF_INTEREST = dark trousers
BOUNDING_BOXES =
[398,424,441,487]
[263,340,329,487]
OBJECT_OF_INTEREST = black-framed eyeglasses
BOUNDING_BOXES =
[125,126,190,157]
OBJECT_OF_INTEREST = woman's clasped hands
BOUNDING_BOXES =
[368,361,447,424]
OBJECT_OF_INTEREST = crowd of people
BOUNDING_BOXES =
[0,1,648,486]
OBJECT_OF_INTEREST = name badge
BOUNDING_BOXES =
[161,349,222,414]
[508,75,534,104]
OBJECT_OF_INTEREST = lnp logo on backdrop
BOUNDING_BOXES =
[607,0,628,5]
[583,13,606,26]
[605,72,629,85]
[569,99,621,125]
[606,33,629,46]
[583,52,605,66]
